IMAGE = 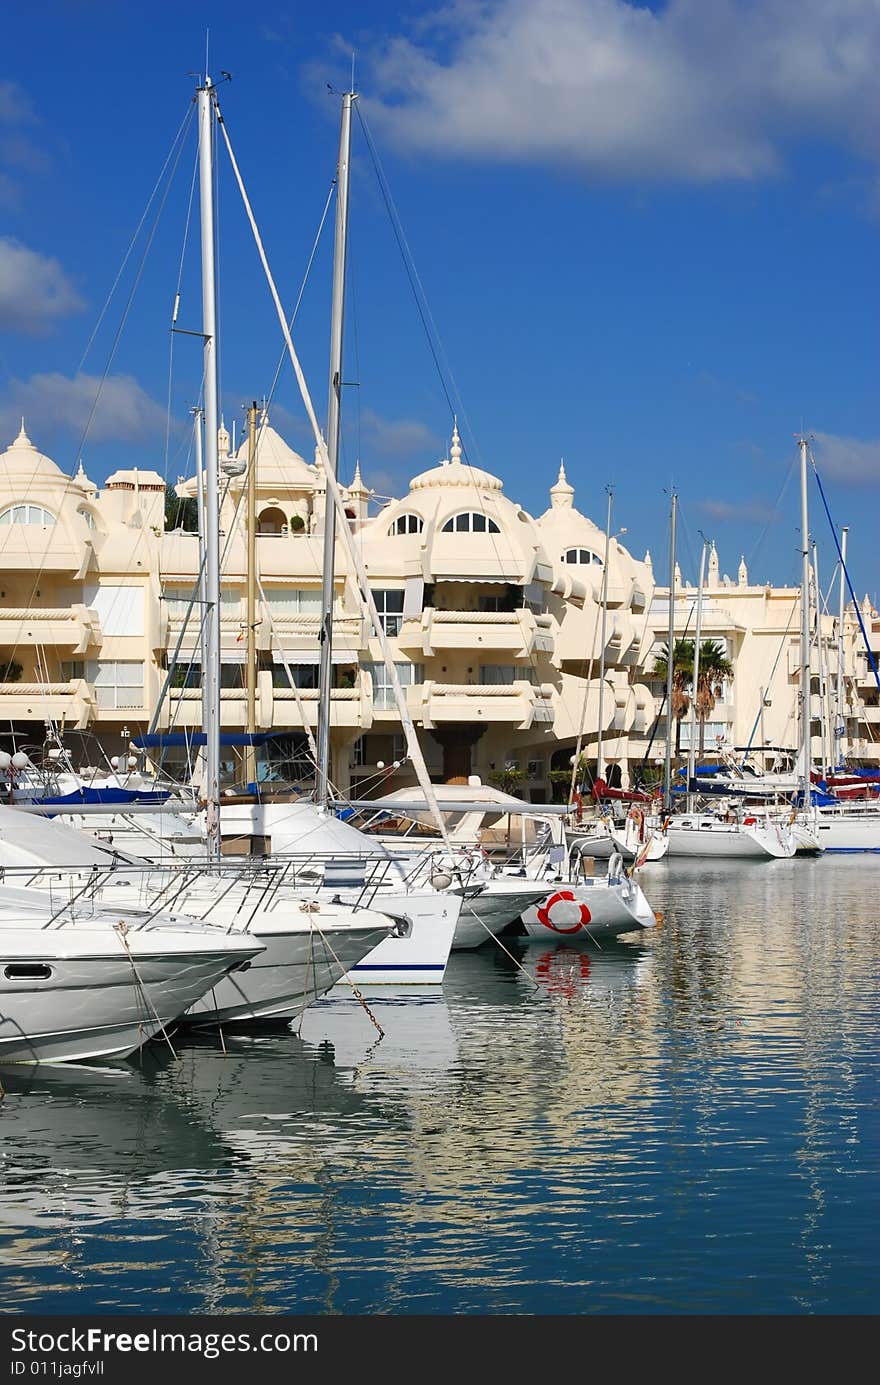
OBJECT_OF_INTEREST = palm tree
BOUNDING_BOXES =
[651,639,694,755]
[695,639,733,752]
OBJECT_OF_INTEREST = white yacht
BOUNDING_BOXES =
[0,807,399,1022]
[663,813,796,859]
[0,883,261,1064]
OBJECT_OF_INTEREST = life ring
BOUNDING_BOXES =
[535,889,592,934]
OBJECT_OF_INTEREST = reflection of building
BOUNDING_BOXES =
[0,417,876,783]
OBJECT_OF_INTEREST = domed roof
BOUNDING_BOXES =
[0,421,66,480]
[410,423,503,493]
[232,418,316,492]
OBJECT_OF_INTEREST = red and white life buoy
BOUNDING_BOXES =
[535,890,592,934]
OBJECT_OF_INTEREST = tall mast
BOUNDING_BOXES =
[192,406,209,713]
[244,401,259,788]
[594,488,613,786]
[798,436,811,805]
[813,541,828,780]
[836,526,849,768]
[316,89,355,810]
[687,538,709,810]
[197,76,221,858]
[664,491,677,812]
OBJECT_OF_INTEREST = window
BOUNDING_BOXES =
[87,660,144,710]
[563,548,602,565]
[480,665,535,685]
[84,584,145,637]
[441,513,500,534]
[263,587,321,615]
[78,507,97,531]
[389,513,424,536]
[257,507,288,535]
[527,759,544,780]
[0,505,55,526]
[367,661,424,709]
[352,735,367,767]
[61,661,85,682]
[372,589,405,636]
[270,663,319,689]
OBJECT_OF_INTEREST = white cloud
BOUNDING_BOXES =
[0,238,84,335]
[812,431,880,485]
[361,407,441,458]
[362,0,880,182]
[0,372,168,447]
[698,497,779,523]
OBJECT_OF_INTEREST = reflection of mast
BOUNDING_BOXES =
[316,90,355,809]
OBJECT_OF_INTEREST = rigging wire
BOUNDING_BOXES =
[164,142,201,485]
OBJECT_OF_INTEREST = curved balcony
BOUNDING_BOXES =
[398,608,555,659]
[0,678,93,728]
[413,679,555,731]
[0,605,101,653]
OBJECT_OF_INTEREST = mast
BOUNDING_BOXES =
[197,75,221,858]
[813,541,828,780]
[836,526,849,768]
[316,89,355,810]
[798,437,812,805]
[664,491,677,812]
[594,488,613,786]
[244,401,259,788]
[686,538,709,811]
[192,406,209,713]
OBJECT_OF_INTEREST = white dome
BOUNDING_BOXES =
[410,423,503,493]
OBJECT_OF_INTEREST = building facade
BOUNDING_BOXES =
[0,418,876,792]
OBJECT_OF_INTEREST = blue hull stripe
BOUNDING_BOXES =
[350,963,446,972]
[823,847,880,853]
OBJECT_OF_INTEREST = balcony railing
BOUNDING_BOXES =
[0,678,93,728]
[398,607,554,658]
[412,679,555,730]
[0,605,101,653]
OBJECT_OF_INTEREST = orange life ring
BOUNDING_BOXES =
[535,890,592,934]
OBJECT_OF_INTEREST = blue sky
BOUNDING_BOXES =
[1,0,878,597]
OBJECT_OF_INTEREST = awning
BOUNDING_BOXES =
[133,732,278,749]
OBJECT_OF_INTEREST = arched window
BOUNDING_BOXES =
[441,512,500,534]
[389,513,424,536]
[563,547,602,565]
[257,506,288,535]
[78,507,97,531]
[0,504,55,526]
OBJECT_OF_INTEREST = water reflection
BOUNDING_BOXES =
[0,857,877,1313]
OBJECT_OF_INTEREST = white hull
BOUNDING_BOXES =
[521,874,657,941]
[609,821,669,861]
[815,810,880,852]
[0,912,260,1064]
[183,911,393,1024]
[338,890,461,984]
[664,817,795,859]
[450,880,550,948]
[564,823,614,858]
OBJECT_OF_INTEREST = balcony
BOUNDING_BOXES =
[397,608,554,659]
[0,605,101,654]
[859,704,880,725]
[166,671,373,732]
[0,527,91,575]
[265,612,365,662]
[0,678,93,727]
[412,680,555,731]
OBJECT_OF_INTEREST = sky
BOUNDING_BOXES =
[1,0,878,597]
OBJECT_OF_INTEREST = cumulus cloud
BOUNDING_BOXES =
[697,497,780,523]
[0,238,84,335]
[360,0,880,182]
[0,372,168,447]
[812,431,880,485]
[361,408,441,458]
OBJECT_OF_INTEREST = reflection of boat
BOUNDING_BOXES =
[515,938,653,1001]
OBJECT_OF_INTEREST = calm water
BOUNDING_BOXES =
[1,856,878,1315]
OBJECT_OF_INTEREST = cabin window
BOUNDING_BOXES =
[441,513,500,534]
[389,513,424,536]
[0,505,55,526]
[4,964,52,981]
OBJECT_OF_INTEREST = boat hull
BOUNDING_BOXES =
[520,876,656,941]
[450,881,551,948]
[340,890,461,984]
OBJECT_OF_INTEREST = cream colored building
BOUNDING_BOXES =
[0,417,876,791]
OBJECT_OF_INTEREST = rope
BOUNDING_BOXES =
[113,920,178,1060]
[810,451,880,694]
[307,912,384,1038]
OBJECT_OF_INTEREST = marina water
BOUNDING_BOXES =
[1,856,877,1315]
